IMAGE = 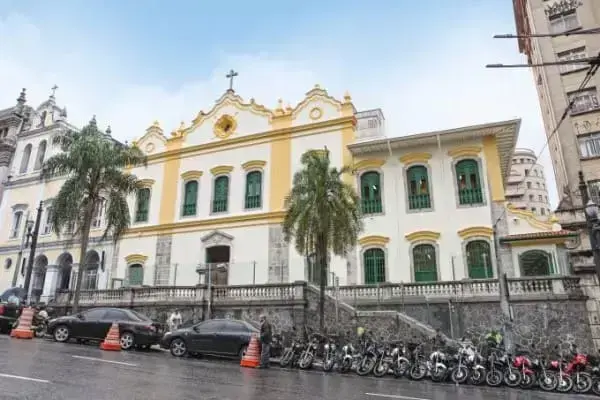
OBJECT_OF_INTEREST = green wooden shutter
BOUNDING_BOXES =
[466,240,493,279]
[212,176,229,213]
[360,172,383,214]
[413,244,437,282]
[135,188,150,222]
[128,264,144,286]
[519,250,552,276]
[245,171,262,209]
[407,165,431,209]
[364,248,386,284]
[456,159,483,205]
[182,181,198,216]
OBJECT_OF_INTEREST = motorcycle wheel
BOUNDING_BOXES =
[322,356,335,372]
[519,372,536,389]
[468,367,487,385]
[592,377,600,396]
[356,356,376,376]
[556,375,574,393]
[431,367,447,383]
[409,363,427,381]
[279,350,293,368]
[503,369,522,387]
[298,353,314,370]
[573,372,593,394]
[340,358,352,373]
[538,371,558,392]
[34,326,47,338]
[393,360,410,378]
[450,365,469,384]
[485,369,503,387]
[372,360,389,377]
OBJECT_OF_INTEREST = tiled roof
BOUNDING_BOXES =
[500,230,578,242]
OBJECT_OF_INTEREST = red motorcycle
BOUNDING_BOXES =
[564,352,592,393]
[513,354,536,389]
[548,352,574,393]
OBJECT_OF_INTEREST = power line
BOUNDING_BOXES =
[487,57,598,69]
[494,27,600,39]
[493,61,600,229]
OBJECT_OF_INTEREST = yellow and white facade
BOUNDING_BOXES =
[0,85,576,301]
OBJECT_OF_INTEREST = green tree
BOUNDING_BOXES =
[42,118,146,312]
[282,150,362,332]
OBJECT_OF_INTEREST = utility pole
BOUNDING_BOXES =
[11,211,31,287]
[22,201,43,304]
[492,225,513,351]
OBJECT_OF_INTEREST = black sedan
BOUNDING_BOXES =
[0,287,26,334]
[161,318,258,359]
[48,307,164,350]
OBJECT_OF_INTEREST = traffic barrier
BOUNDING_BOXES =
[240,334,260,368]
[99,322,121,351]
[10,307,34,339]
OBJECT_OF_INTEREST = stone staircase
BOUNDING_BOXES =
[304,283,446,342]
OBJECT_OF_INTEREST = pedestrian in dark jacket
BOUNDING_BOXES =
[258,314,272,368]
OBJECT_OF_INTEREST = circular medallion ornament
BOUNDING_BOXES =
[213,114,237,139]
[309,107,323,121]
[145,143,155,153]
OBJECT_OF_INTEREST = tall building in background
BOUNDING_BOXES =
[505,148,552,215]
[513,0,600,271]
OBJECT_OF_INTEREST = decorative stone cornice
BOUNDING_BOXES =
[545,0,582,18]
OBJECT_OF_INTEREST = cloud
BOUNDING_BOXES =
[0,11,557,206]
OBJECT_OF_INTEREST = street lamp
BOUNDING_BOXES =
[22,201,43,305]
[584,199,600,282]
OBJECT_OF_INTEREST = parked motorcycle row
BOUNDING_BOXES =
[278,330,600,395]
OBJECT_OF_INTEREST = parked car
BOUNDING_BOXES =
[0,287,26,334]
[48,307,164,350]
[161,318,259,359]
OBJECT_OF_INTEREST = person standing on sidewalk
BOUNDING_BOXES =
[258,314,272,369]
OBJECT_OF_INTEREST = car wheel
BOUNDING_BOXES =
[239,345,248,359]
[53,325,70,342]
[170,338,187,357]
[120,332,135,350]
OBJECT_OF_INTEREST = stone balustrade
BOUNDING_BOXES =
[53,276,583,307]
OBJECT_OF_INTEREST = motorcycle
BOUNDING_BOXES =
[390,341,412,378]
[280,338,305,368]
[485,348,507,387]
[322,336,340,372]
[564,351,593,393]
[355,334,378,376]
[372,341,393,377]
[548,352,574,393]
[451,342,475,385]
[298,333,321,370]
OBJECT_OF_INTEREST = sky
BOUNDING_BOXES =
[0,0,557,206]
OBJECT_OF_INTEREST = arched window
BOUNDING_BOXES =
[363,248,386,284]
[466,240,493,279]
[360,171,382,214]
[519,250,554,276]
[406,165,431,210]
[19,144,32,173]
[128,264,144,286]
[455,159,483,205]
[413,244,437,282]
[135,188,151,222]
[245,171,262,209]
[212,176,229,213]
[10,211,23,239]
[182,181,198,216]
[33,140,47,170]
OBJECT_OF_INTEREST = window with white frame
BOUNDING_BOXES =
[579,132,600,158]
[42,207,53,235]
[590,180,600,205]
[92,199,106,228]
[10,211,23,239]
[557,47,588,74]
[569,88,600,115]
[548,10,579,34]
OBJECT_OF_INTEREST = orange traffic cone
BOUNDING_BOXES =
[100,322,121,351]
[10,307,34,339]
[240,334,261,368]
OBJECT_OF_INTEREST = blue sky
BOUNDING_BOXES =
[0,1,555,204]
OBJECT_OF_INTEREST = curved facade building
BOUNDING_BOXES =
[505,148,551,216]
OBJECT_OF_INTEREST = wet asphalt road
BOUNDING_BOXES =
[0,336,596,400]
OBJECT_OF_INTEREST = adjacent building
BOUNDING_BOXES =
[505,148,552,216]
[513,0,600,270]
[0,85,577,303]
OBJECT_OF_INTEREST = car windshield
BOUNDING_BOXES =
[0,287,26,302]
[129,310,152,321]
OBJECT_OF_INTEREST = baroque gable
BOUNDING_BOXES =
[201,230,234,247]
[290,85,349,126]
[134,121,168,155]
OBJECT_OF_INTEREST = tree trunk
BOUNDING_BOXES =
[318,240,328,334]
[71,203,94,314]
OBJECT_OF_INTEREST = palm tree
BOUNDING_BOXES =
[282,150,363,332]
[42,118,146,312]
